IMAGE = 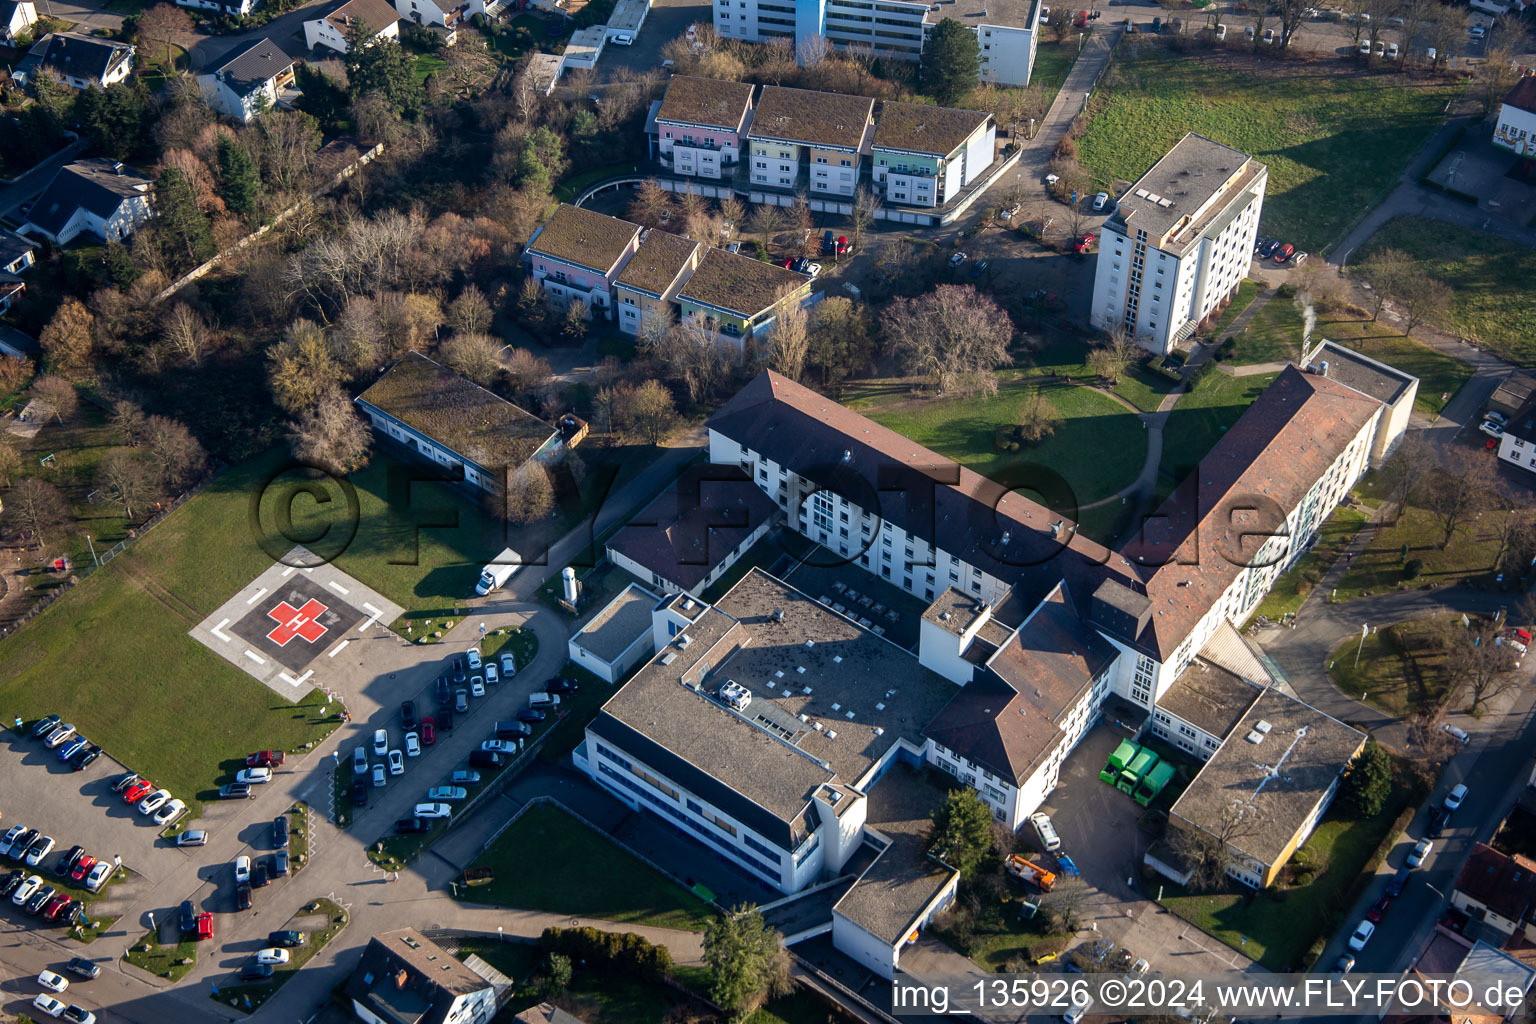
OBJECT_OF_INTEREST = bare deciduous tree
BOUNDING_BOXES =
[1087,329,1139,384]
[1381,431,1433,516]
[505,348,554,396]
[136,3,193,70]
[96,450,156,520]
[439,332,502,386]
[1434,617,1523,715]
[654,316,736,405]
[629,178,674,228]
[1171,802,1262,893]
[289,389,373,476]
[1016,386,1059,444]
[849,185,878,252]
[883,284,1015,395]
[503,461,555,524]
[143,415,206,489]
[626,379,677,444]
[766,293,810,381]
[3,477,69,547]
[1393,276,1452,337]
[0,442,19,488]
[162,302,213,366]
[30,376,78,425]
[448,285,494,336]
[1425,448,1496,549]
[40,298,96,374]
[0,354,31,395]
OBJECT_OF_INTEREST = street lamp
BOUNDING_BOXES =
[1079,30,1085,50]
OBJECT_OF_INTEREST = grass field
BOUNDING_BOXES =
[124,930,198,982]
[1332,503,1503,601]
[1251,504,1369,621]
[1077,47,1460,252]
[1159,370,1279,483]
[1222,295,1472,415]
[461,804,714,932]
[1162,785,1410,970]
[847,372,1149,513]
[0,453,340,817]
[1022,335,1179,413]
[1202,279,1263,341]
[1356,215,1536,366]
[1328,615,1456,717]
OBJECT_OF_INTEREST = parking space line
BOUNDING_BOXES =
[210,618,232,642]
[244,649,266,665]
[281,566,296,578]
[360,603,382,630]
[328,639,350,658]
[246,587,268,605]
[328,580,350,596]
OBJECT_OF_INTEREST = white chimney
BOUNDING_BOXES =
[562,566,577,604]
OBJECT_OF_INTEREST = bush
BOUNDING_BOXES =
[538,926,673,982]
[1403,558,1424,580]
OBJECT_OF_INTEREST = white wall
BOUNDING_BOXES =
[977,21,1037,86]
[1498,432,1536,475]
[832,911,900,978]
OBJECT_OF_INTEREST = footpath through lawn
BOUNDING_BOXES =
[1077,46,1461,253]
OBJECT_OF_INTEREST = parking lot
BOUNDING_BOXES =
[593,0,709,82]
[1034,724,1258,975]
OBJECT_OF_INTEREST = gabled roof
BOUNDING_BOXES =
[25,159,152,239]
[526,204,641,276]
[1125,366,1383,658]
[605,462,778,592]
[705,372,1126,612]
[1455,842,1536,924]
[923,672,1042,786]
[354,351,556,472]
[656,75,755,132]
[31,32,131,83]
[316,0,399,35]
[1504,76,1536,116]
[872,101,991,158]
[207,36,292,93]
[748,86,873,152]
[0,228,36,269]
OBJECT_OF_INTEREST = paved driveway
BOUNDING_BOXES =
[1037,724,1259,976]
[595,0,708,81]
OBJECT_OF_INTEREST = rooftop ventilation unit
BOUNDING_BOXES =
[681,598,695,611]
[827,730,837,739]
[842,449,852,462]
[1245,730,1265,744]
[676,634,692,649]
[771,608,784,621]
[660,651,677,665]
[1254,720,1273,735]
[805,640,815,648]
[833,655,843,663]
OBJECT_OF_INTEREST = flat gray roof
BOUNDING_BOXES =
[574,583,659,664]
[1307,341,1414,406]
[1109,132,1266,256]
[593,569,958,845]
[1170,690,1365,868]
[1155,660,1262,740]
[833,763,957,945]
[925,0,1038,28]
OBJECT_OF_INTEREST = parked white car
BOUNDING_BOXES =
[137,789,171,815]
[154,799,187,827]
[37,970,69,993]
[404,732,421,758]
[234,855,251,884]
[412,803,452,819]
[373,729,388,756]
[255,948,291,965]
[1444,784,1468,811]
[1347,920,1375,951]
[1030,812,1062,852]
[33,995,66,1018]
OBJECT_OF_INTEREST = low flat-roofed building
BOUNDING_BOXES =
[675,247,812,344]
[1163,690,1365,889]
[605,463,778,597]
[1302,339,1417,463]
[354,351,562,497]
[568,583,661,683]
[1150,660,1263,761]
[579,567,959,895]
[831,763,959,979]
[1491,369,1536,418]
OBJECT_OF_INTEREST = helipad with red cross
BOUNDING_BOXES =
[188,546,405,696]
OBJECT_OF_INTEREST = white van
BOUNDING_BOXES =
[528,692,562,710]
[1030,812,1062,852]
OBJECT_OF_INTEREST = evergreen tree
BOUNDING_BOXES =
[75,81,152,161]
[344,25,421,118]
[217,135,261,219]
[702,906,790,1014]
[155,167,214,270]
[1339,738,1392,818]
[920,18,981,105]
[925,786,994,877]
[293,63,349,130]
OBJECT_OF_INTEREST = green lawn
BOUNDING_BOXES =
[459,804,714,932]
[1251,504,1369,621]
[1356,215,1536,365]
[1332,503,1504,601]
[1078,47,1460,252]
[847,371,1149,513]
[1201,279,1263,341]
[1030,39,1083,111]
[1022,335,1179,413]
[1328,615,1457,718]
[213,898,348,1012]
[1222,297,1472,415]
[1159,370,1279,483]
[0,453,341,817]
[124,931,198,983]
[1227,296,1306,365]
[413,53,447,83]
[1162,791,1411,970]
[285,445,647,632]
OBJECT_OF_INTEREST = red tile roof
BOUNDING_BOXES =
[1456,842,1536,925]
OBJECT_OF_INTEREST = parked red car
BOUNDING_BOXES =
[1367,895,1391,922]
[1273,243,1295,264]
[421,717,436,746]
[195,912,214,940]
[245,750,285,768]
[123,780,154,804]
[1075,9,1088,26]
[70,855,97,883]
[1076,233,1096,254]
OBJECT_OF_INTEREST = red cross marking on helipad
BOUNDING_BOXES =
[266,598,330,646]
